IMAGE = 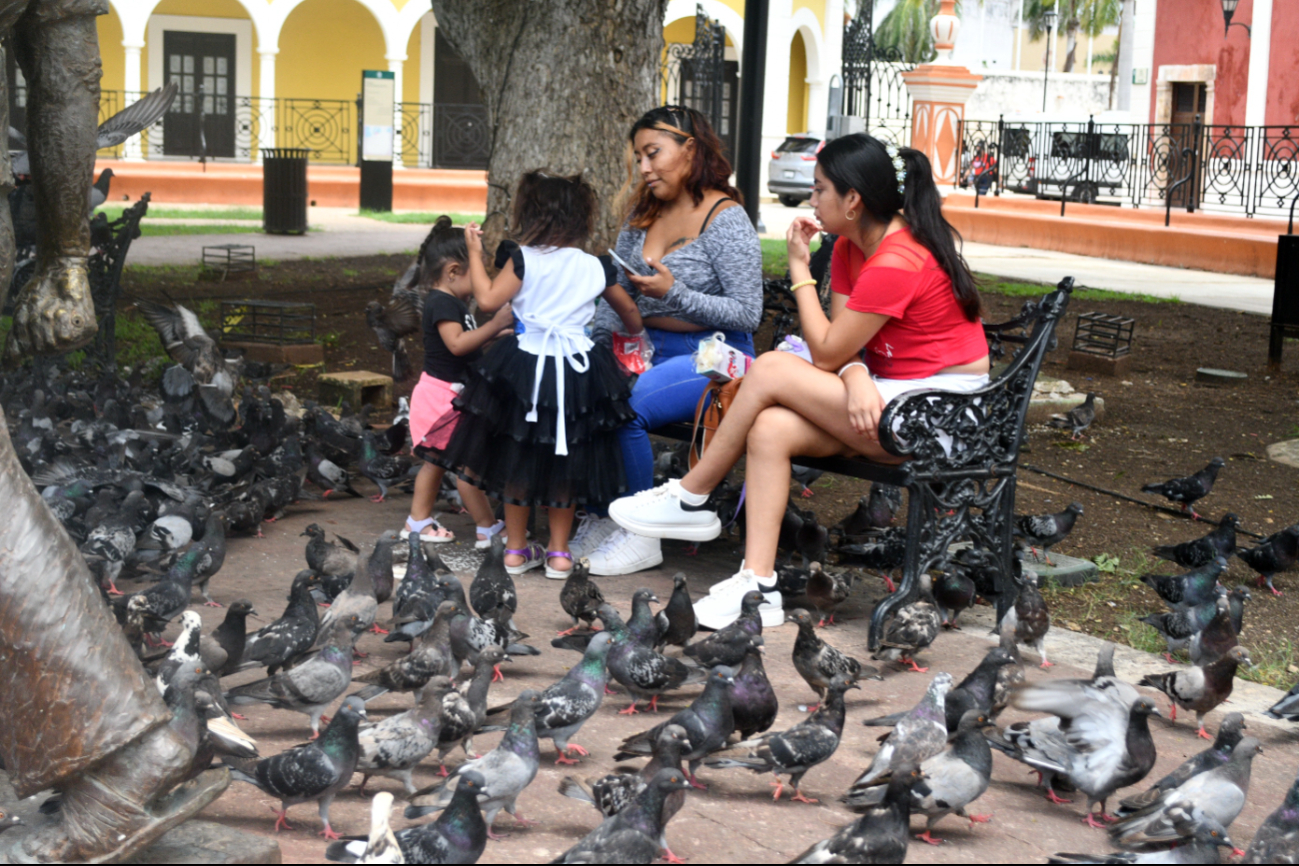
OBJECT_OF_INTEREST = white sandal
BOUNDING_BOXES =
[474,520,507,550]
[400,515,455,543]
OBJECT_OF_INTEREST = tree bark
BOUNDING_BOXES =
[429,0,668,253]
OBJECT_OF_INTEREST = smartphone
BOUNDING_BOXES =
[609,249,649,277]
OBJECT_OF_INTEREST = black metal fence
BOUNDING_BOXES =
[661,5,728,138]
[958,116,1299,220]
[840,13,914,146]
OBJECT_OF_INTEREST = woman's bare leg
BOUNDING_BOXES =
[503,504,532,567]
[742,406,854,575]
[681,352,899,496]
[546,506,575,572]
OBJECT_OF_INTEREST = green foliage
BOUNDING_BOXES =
[138,224,263,237]
[1093,552,1120,574]
[977,274,1179,305]
[875,0,942,64]
[761,237,821,278]
[96,204,263,221]
[358,210,485,225]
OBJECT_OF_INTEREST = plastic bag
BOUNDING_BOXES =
[613,330,655,375]
[693,332,753,383]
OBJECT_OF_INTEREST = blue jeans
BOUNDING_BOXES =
[617,328,755,498]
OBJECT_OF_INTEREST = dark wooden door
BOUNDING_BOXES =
[1167,82,1206,208]
[162,31,235,158]
[432,30,488,169]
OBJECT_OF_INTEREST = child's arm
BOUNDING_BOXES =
[464,223,523,311]
[601,283,644,334]
[436,303,514,357]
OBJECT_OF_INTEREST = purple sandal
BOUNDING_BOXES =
[504,542,545,575]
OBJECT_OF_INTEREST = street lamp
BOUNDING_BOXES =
[1221,0,1251,37]
[1042,6,1058,113]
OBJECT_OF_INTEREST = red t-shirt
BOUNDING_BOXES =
[830,228,987,379]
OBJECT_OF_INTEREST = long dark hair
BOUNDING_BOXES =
[510,170,596,249]
[417,215,468,288]
[623,105,741,229]
[817,134,980,321]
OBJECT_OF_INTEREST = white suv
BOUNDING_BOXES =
[767,134,822,207]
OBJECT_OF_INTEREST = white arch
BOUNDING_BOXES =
[663,0,744,62]
[114,0,274,47]
[391,1,431,60]
[790,8,825,82]
[263,0,403,57]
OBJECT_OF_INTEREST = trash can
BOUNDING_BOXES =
[262,147,309,235]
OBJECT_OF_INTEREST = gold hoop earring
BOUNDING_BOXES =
[846,210,857,221]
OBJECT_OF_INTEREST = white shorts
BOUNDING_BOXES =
[873,372,991,455]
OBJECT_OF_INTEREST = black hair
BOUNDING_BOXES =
[417,215,468,288]
[511,170,596,250]
[817,134,981,321]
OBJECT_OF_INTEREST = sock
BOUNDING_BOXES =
[675,480,709,506]
[406,516,435,532]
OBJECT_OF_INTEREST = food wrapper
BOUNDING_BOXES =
[693,332,753,383]
[613,331,654,375]
[775,334,814,363]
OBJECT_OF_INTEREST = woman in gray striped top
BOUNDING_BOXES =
[579,105,763,576]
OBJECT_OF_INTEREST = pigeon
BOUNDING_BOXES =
[325,770,488,865]
[789,763,923,864]
[1140,594,1222,664]
[705,674,859,804]
[1153,514,1241,569]
[191,511,229,606]
[469,535,515,620]
[406,691,541,839]
[871,575,942,673]
[1139,646,1252,739]
[1108,737,1261,847]
[206,599,256,677]
[111,545,203,633]
[306,442,361,499]
[356,792,403,865]
[365,294,421,382]
[1237,525,1299,596]
[135,299,238,425]
[1001,565,1052,667]
[730,635,779,740]
[605,593,707,715]
[558,725,691,862]
[236,570,321,676]
[837,527,906,591]
[614,666,736,788]
[805,563,855,626]
[558,557,605,637]
[448,601,539,680]
[791,464,824,497]
[844,710,996,845]
[794,511,829,566]
[385,535,454,643]
[436,647,506,769]
[932,564,977,629]
[528,630,613,764]
[834,484,902,539]
[1142,457,1226,519]
[358,432,412,502]
[853,673,952,788]
[862,645,1018,734]
[1188,595,1238,666]
[991,684,1161,827]
[681,590,765,669]
[788,608,880,705]
[550,769,694,865]
[1242,764,1299,864]
[320,532,398,645]
[354,677,454,795]
[225,617,359,737]
[654,572,696,650]
[1226,585,1250,635]
[352,601,459,703]
[1049,392,1097,440]
[1141,556,1228,609]
[991,625,1025,719]
[226,696,367,839]
[1014,503,1084,565]
[303,524,360,588]
[1263,680,1299,722]
[954,546,1019,632]
[1117,712,1246,816]
[1051,806,1238,864]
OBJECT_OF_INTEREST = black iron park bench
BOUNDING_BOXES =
[652,276,1075,650]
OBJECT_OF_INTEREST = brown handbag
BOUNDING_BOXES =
[687,377,742,469]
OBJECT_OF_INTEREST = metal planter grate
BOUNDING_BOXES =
[1072,312,1135,358]
[202,243,256,280]
[220,299,316,345]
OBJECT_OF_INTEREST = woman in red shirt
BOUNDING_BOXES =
[607,134,988,629]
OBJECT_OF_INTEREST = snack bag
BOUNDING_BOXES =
[693,332,753,383]
[613,330,654,375]
[775,334,814,363]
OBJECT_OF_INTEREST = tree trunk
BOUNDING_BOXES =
[1063,23,1078,73]
[429,0,668,253]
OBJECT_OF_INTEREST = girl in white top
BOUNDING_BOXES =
[440,170,644,578]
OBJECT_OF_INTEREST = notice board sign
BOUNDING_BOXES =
[361,70,395,162]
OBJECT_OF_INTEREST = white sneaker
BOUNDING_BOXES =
[609,479,722,542]
[587,529,663,576]
[569,514,619,559]
[693,568,784,631]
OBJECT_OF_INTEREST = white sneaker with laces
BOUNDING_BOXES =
[693,567,784,631]
[608,479,721,542]
[587,529,663,576]
[569,514,619,559]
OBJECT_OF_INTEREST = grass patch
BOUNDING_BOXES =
[761,237,821,279]
[358,210,484,225]
[96,204,264,221]
[138,223,263,237]
[978,275,1180,305]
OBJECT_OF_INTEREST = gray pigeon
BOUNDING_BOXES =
[1001,565,1052,667]
[1243,764,1299,864]
[325,770,488,865]
[225,617,358,737]
[705,674,858,804]
[789,763,923,864]
[992,625,1025,718]
[1109,737,1262,848]
[237,569,322,675]
[407,690,542,839]
[1118,712,1246,816]
[1139,646,1251,740]
[530,630,613,765]
[468,534,516,619]
[318,532,398,643]
[1014,503,1084,565]
[852,672,952,788]
[436,646,508,769]
[1140,594,1221,664]
[352,600,459,703]
[1049,392,1097,440]
[1051,804,1238,864]
[1142,457,1226,519]
[550,768,694,865]
[226,696,367,839]
[788,608,880,706]
[654,573,696,650]
[605,591,707,714]
[1188,595,1238,667]
[870,575,942,672]
[354,677,454,795]
[844,710,996,845]
[1263,679,1299,723]
[614,666,737,789]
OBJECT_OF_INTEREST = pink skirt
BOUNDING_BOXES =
[410,372,463,453]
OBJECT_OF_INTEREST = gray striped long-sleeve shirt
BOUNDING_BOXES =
[591,205,764,340]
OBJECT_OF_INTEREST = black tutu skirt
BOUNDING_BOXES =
[435,334,636,508]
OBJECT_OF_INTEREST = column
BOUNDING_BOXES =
[122,42,144,160]
[257,48,277,158]
[388,56,404,169]
[1245,0,1272,126]
[902,0,982,186]
[759,0,793,201]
